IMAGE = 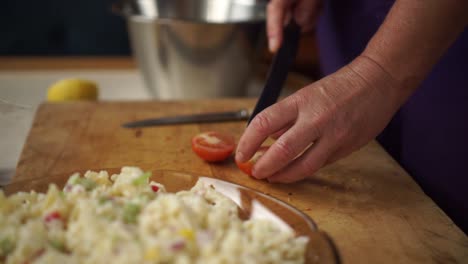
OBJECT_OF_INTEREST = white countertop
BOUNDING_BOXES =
[0,69,149,185]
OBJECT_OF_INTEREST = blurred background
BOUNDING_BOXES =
[0,0,319,77]
[0,0,130,56]
[0,0,319,183]
[0,0,318,71]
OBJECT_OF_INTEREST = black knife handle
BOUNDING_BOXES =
[248,20,301,125]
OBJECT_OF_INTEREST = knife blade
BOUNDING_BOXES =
[122,109,250,128]
[247,20,301,124]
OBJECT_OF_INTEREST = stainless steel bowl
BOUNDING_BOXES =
[115,0,267,99]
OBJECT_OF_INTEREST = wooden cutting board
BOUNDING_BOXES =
[6,99,468,263]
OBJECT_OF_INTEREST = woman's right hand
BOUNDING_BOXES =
[267,0,323,52]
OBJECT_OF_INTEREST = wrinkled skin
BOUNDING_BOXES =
[236,56,401,183]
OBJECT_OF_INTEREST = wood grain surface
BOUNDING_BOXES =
[7,99,468,263]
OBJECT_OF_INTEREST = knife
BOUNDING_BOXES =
[247,20,301,124]
[122,109,250,128]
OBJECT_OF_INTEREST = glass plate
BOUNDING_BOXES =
[4,169,341,264]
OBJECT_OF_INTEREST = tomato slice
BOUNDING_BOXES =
[191,131,235,162]
[236,146,269,176]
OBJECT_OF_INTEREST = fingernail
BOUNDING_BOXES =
[235,151,245,163]
[251,167,259,178]
[269,37,278,52]
[251,167,264,179]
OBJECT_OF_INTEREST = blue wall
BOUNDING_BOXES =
[0,0,130,55]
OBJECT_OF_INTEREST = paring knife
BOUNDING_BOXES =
[122,21,299,129]
[247,20,301,124]
[122,109,250,128]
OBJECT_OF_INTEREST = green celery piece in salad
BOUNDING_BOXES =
[98,196,111,205]
[123,203,141,224]
[67,174,96,191]
[67,174,80,185]
[49,239,66,252]
[79,178,96,191]
[0,238,14,256]
[132,172,152,186]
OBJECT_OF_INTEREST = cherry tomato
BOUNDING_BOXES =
[191,131,235,162]
[236,146,270,176]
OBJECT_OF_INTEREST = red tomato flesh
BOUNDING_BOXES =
[192,131,235,162]
[236,146,269,176]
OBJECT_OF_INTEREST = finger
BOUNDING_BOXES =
[252,120,320,179]
[236,97,299,163]
[293,0,322,32]
[266,137,335,183]
[325,148,346,166]
[267,0,293,52]
[270,123,293,140]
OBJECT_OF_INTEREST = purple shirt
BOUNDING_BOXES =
[316,0,468,233]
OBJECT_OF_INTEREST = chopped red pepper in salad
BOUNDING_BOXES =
[170,241,185,251]
[151,185,159,192]
[44,211,61,223]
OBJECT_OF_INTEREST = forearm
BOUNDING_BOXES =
[362,0,468,102]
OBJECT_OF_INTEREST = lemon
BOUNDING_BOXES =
[47,79,98,102]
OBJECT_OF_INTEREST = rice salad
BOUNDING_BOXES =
[0,167,308,264]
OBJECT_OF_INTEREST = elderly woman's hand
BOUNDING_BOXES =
[266,0,322,52]
[242,0,468,183]
[235,56,404,183]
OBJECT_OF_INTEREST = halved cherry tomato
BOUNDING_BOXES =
[236,146,270,176]
[191,131,235,162]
